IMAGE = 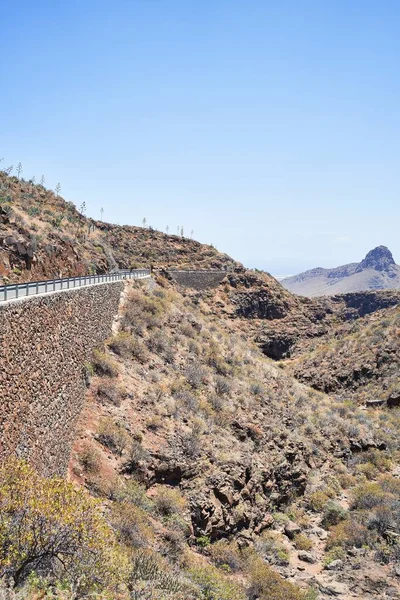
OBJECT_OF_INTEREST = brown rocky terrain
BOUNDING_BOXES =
[284,304,400,406]
[67,276,400,599]
[0,172,236,284]
[2,169,400,599]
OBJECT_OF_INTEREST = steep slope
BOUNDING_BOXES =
[285,304,400,405]
[69,277,400,599]
[0,171,236,284]
[282,246,400,297]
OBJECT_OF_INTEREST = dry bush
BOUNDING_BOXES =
[130,549,194,597]
[255,532,289,566]
[111,501,152,548]
[97,380,123,406]
[208,540,248,572]
[307,490,329,512]
[122,291,167,333]
[110,332,148,362]
[92,349,119,377]
[174,389,200,413]
[326,518,373,550]
[147,330,174,362]
[124,441,150,474]
[109,332,135,357]
[97,418,130,456]
[79,442,101,474]
[186,363,208,389]
[188,564,246,600]
[114,478,152,510]
[153,488,186,518]
[352,482,388,510]
[215,375,231,396]
[247,556,307,600]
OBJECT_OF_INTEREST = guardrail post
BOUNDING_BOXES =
[53,280,55,292]
[26,283,28,297]
[36,282,39,294]
[4,287,7,301]
[16,286,18,299]
[45,281,48,293]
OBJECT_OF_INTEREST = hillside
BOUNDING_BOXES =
[2,169,400,599]
[0,172,236,284]
[281,246,400,297]
[285,304,400,405]
[68,276,400,600]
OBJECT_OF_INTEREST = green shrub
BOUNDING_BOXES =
[0,458,127,593]
[308,490,329,512]
[321,501,348,528]
[189,564,246,600]
[352,482,387,510]
[293,534,313,551]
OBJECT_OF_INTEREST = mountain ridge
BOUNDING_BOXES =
[281,246,400,297]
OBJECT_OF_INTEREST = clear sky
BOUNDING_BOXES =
[2,0,399,275]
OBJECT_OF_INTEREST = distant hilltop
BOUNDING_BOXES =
[281,246,400,297]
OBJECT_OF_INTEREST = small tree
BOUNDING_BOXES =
[40,175,45,186]
[100,207,104,220]
[191,229,194,239]
[180,226,184,237]
[55,182,61,197]
[142,217,146,228]
[80,201,87,216]
[5,166,13,175]
[16,163,23,179]
[177,225,180,235]
[30,175,36,185]
[166,225,169,234]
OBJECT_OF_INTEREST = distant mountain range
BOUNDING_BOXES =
[281,246,400,297]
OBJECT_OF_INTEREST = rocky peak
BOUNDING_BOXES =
[359,246,395,272]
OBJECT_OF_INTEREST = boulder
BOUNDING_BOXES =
[284,520,301,540]
[325,559,343,571]
[318,580,349,596]
[298,551,316,564]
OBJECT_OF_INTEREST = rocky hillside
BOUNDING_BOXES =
[2,169,400,600]
[281,246,400,297]
[0,171,236,284]
[201,268,400,360]
[64,277,400,600]
[285,304,400,406]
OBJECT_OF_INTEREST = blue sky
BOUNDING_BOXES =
[2,0,399,274]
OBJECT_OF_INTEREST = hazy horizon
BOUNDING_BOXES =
[2,0,400,275]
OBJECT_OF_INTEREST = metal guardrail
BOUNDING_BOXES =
[0,269,151,303]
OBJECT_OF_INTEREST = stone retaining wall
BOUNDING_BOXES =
[0,282,123,476]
